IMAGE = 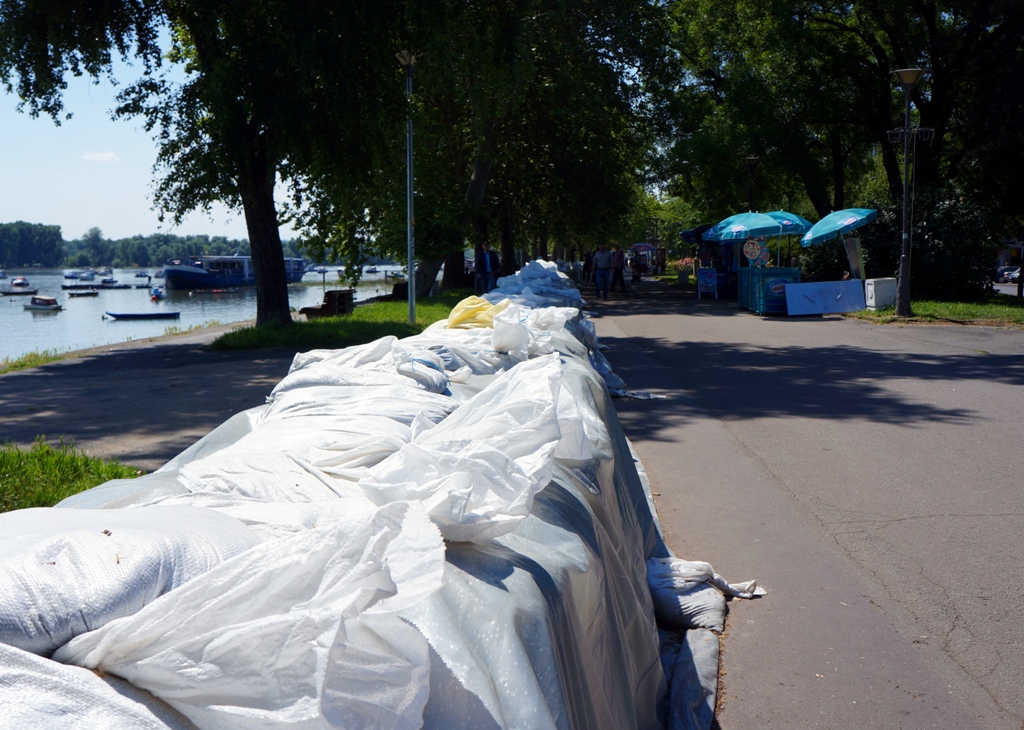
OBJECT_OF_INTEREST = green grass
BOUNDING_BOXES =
[848,295,1024,326]
[211,291,471,351]
[0,438,141,513]
[0,349,67,373]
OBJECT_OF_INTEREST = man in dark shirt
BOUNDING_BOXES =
[475,241,500,294]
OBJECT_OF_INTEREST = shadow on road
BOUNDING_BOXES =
[591,282,1023,444]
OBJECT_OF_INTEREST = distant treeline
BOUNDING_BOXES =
[0,222,303,269]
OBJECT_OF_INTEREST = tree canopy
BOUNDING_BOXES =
[3,0,1021,305]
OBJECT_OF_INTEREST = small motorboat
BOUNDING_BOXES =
[24,295,62,312]
[135,271,150,278]
[105,311,181,320]
[100,276,117,285]
[1,287,38,296]
[64,271,80,279]
[78,270,96,281]
[67,289,100,297]
[189,287,238,295]
[151,286,167,301]
[11,276,30,287]
[0,270,7,279]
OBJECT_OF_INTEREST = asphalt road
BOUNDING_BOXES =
[0,324,296,472]
[591,284,1024,729]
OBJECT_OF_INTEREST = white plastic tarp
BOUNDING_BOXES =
[0,259,756,730]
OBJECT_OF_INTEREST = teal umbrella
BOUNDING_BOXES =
[765,210,812,235]
[703,212,785,241]
[763,211,812,266]
[800,209,877,247]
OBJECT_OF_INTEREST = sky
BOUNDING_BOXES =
[1,72,295,243]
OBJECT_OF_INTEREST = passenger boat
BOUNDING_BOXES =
[105,311,181,320]
[23,295,62,312]
[162,255,306,291]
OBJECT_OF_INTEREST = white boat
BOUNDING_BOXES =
[78,270,96,281]
[11,276,30,287]
[23,295,62,312]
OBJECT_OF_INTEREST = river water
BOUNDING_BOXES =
[1,267,407,363]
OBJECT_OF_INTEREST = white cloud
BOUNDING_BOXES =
[82,151,120,163]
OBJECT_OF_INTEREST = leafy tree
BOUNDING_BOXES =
[660,0,1022,298]
[1,0,401,324]
[0,221,63,266]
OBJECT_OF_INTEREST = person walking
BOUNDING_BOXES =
[592,242,613,300]
[610,244,627,293]
[475,240,500,294]
[582,250,594,284]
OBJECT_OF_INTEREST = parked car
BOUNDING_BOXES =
[996,266,1020,283]
[1009,268,1021,284]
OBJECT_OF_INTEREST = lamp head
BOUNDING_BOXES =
[396,51,417,69]
[894,68,924,91]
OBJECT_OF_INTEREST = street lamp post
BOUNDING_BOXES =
[893,68,923,318]
[396,51,417,325]
[745,156,759,211]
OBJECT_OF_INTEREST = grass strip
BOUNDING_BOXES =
[0,438,141,513]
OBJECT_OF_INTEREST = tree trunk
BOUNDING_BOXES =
[414,256,443,298]
[498,204,515,276]
[236,144,292,327]
[441,250,468,290]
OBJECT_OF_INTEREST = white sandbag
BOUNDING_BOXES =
[652,583,727,633]
[264,382,457,427]
[391,342,453,393]
[286,335,398,374]
[0,643,196,729]
[0,506,260,656]
[647,557,764,633]
[177,451,345,502]
[55,500,444,730]
[358,355,563,542]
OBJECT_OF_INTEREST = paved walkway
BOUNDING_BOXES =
[0,324,295,472]
[591,280,1024,728]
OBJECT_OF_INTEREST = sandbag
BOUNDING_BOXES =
[0,506,259,656]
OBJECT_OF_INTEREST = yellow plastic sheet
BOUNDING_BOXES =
[445,296,512,329]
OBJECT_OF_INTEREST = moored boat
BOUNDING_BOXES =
[67,289,100,297]
[105,311,181,320]
[11,276,30,287]
[23,295,62,312]
[1,287,39,296]
[161,255,305,291]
